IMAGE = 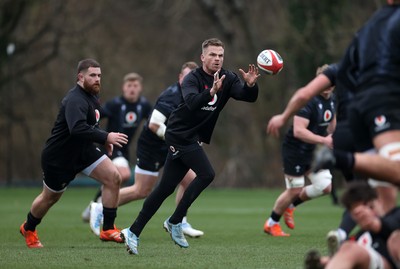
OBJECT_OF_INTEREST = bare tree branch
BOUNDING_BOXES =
[198,0,234,43]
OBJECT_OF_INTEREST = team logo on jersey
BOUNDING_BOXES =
[125,112,137,124]
[357,232,372,248]
[374,115,386,127]
[295,165,301,173]
[208,94,218,105]
[374,115,390,132]
[95,109,100,122]
[324,110,332,122]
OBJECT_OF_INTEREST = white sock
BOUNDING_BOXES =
[268,218,279,226]
[337,228,347,241]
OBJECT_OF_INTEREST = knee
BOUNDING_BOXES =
[119,168,132,183]
[322,184,332,194]
[42,192,62,207]
[339,241,358,252]
[137,186,152,199]
[106,169,122,188]
[203,169,215,184]
[388,230,400,263]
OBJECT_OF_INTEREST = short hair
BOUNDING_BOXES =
[340,181,378,210]
[123,72,143,83]
[181,61,198,72]
[316,64,329,76]
[202,38,225,52]
[77,59,100,74]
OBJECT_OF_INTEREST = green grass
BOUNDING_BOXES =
[0,187,344,269]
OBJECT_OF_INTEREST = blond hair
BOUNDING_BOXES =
[181,61,198,72]
[123,72,143,83]
[202,38,224,53]
[316,64,329,76]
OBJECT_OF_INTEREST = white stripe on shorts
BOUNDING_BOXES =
[81,154,107,176]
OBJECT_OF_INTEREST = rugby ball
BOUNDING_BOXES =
[257,49,284,75]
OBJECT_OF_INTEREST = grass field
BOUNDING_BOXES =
[0,187,345,269]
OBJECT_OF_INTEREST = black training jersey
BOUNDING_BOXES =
[283,94,336,154]
[101,95,152,156]
[355,207,400,269]
[350,4,400,93]
[42,85,108,169]
[326,62,354,122]
[138,82,184,150]
[166,67,258,146]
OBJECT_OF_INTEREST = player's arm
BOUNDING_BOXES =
[293,116,333,148]
[327,115,337,135]
[148,109,167,140]
[267,74,332,137]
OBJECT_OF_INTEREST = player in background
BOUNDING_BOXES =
[304,181,400,269]
[120,37,260,255]
[19,59,128,248]
[90,61,204,238]
[263,64,336,236]
[81,72,152,222]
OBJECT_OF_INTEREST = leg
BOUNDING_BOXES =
[129,155,188,237]
[90,157,121,208]
[112,156,132,183]
[83,156,130,221]
[21,184,63,248]
[368,179,398,214]
[264,174,304,236]
[326,241,390,269]
[30,184,64,220]
[121,155,188,255]
[169,148,215,224]
[388,230,400,268]
[273,187,302,215]
[299,169,332,202]
[175,169,196,205]
[118,172,158,206]
[352,131,400,186]
[175,169,204,238]
[89,157,122,242]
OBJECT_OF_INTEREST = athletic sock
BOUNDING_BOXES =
[93,188,102,203]
[292,197,304,207]
[270,211,281,222]
[25,211,41,232]
[102,207,117,231]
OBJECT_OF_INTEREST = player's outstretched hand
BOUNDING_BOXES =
[267,114,286,137]
[107,132,128,148]
[239,64,260,87]
[210,69,226,96]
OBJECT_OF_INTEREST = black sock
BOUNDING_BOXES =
[93,188,102,202]
[333,149,355,171]
[270,211,281,222]
[102,207,117,231]
[25,211,41,231]
[292,197,304,207]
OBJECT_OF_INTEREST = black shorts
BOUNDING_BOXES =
[41,144,104,191]
[348,89,400,150]
[282,145,312,176]
[136,142,168,172]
